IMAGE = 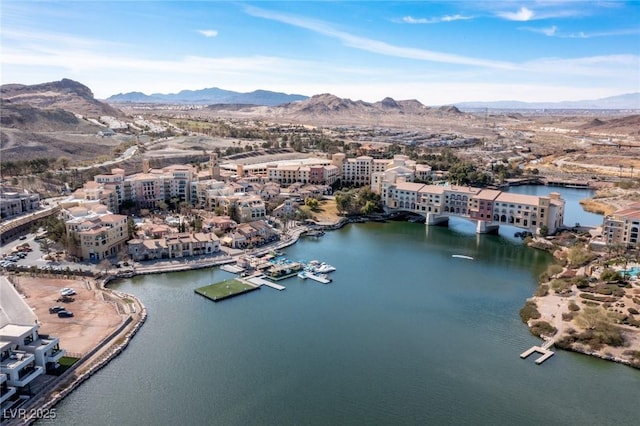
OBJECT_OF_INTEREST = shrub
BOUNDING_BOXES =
[628,307,639,315]
[568,302,580,312]
[572,276,590,288]
[600,269,623,282]
[520,301,541,323]
[530,321,557,337]
[550,279,571,293]
[535,284,549,297]
[547,264,563,277]
[580,293,614,303]
[562,312,575,321]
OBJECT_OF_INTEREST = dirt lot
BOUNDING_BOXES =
[14,276,125,355]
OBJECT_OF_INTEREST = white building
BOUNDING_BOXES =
[0,277,65,407]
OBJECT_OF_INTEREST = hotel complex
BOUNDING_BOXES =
[0,152,581,264]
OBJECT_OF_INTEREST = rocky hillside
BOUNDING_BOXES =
[1,79,124,118]
[580,114,640,135]
[0,79,127,163]
[202,93,467,127]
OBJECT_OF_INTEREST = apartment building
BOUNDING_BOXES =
[603,202,640,248]
[63,204,129,260]
[93,164,194,209]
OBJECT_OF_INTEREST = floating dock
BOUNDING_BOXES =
[220,264,245,273]
[194,279,259,302]
[305,272,331,284]
[520,338,555,364]
[247,275,286,291]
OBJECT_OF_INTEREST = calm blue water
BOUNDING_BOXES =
[44,187,640,425]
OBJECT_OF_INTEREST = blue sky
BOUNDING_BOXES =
[1,1,639,105]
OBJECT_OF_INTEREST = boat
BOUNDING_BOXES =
[314,263,336,274]
[452,255,474,260]
[297,271,307,279]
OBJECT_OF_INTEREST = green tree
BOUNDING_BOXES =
[539,225,549,237]
[335,191,352,214]
[361,200,377,215]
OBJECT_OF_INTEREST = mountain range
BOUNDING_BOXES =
[455,93,640,111]
[107,88,308,106]
[107,87,639,110]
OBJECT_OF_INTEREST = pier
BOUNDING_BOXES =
[220,264,245,273]
[247,275,286,291]
[304,272,331,284]
[520,337,555,365]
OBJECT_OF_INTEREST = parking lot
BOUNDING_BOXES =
[1,232,96,274]
[13,276,126,355]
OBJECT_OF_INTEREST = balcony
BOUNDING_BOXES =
[7,365,44,388]
[46,347,65,364]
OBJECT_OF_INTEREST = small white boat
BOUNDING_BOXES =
[314,263,336,273]
[297,271,307,279]
[452,255,474,260]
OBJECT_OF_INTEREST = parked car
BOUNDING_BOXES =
[49,306,65,314]
[57,310,74,318]
[60,288,77,296]
[56,296,75,303]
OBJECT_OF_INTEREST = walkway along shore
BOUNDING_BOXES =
[9,276,147,426]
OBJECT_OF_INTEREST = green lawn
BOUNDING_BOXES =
[195,279,257,301]
[50,356,80,376]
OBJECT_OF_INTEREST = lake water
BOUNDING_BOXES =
[45,187,639,425]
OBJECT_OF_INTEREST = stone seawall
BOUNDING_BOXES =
[9,285,147,426]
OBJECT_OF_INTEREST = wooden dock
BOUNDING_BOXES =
[520,337,555,365]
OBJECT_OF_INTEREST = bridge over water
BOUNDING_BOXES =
[383,183,565,234]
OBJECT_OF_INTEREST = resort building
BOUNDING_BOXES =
[68,181,119,213]
[267,164,339,186]
[602,202,640,248]
[63,204,129,260]
[219,220,278,249]
[0,186,40,220]
[220,157,332,178]
[383,182,565,234]
[127,231,220,261]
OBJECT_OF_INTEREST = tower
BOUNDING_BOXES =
[209,152,220,180]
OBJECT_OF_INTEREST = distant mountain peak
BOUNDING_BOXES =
[454,92,640,110]
[106,87,308,106]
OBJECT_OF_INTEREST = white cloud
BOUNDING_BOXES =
[521,25,558,36]
[401,14,473,24]
[497,7,535,21]
[245,6,515,70]
[198,29,218,38]
[521,25,640,38]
